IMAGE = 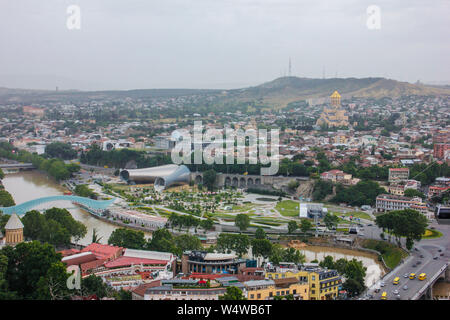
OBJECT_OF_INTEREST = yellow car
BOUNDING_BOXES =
[381,292,387,300]
[393,277,400,285]
[418,273,427,281]
[409,273,416,280]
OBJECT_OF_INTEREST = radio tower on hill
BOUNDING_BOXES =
[288,57,292,77]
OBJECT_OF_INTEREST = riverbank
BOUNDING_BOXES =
[1,171,152,245]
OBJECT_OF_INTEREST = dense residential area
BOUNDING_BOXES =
[0,86,448,301]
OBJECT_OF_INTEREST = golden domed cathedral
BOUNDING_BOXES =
[316,91,349,128]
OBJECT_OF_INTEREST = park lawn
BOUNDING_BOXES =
[276,200,300,217]
[382,248,408,269]
[361,239,408,269]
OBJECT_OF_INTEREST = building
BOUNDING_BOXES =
[320,169,353,184]
[433,132,450,160]
[22,106,45,117]
[154,135,177,150]
[107,209,168,229]
[316,91,349,128]
[181,251,246,275]
[265,265,341,300]
[143,279,227,300]
[388,168,409,182]
[428,185,450,199]
[80,243,124,262]
[4,214,24,246]
[375,194,424,212]
[299,203,327,218]
[244,277,309,300]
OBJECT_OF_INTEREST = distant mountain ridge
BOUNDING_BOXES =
[0,76,449,105]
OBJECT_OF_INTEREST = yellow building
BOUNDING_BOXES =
[4,213,24,246]
[316,91,349,128]
[266,267,341,300]
[244,277,309,300]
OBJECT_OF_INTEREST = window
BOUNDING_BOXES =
[293,290,297,294]
[312,276,315,281]
[311,290,315,294]
[257,293,261,299]
[269,292,273,297]
[250,294,254,299]
[312,284,315,288]
[276,291,280,296]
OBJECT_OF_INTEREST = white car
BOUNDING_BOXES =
[380,281,385,287]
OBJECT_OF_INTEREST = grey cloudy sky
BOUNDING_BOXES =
[0,0,449,90]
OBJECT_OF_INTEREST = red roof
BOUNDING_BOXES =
[81,259,107,274]
[81,243,123,260]
[58,248,81,257]
[104,256,168,269]
[390,168,409,171]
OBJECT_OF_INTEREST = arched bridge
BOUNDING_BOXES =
[0,195,116,216]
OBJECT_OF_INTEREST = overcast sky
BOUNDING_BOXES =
[0,0,449,90]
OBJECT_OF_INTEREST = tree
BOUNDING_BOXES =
[0,190,15,207]
[404,189,425,199]
[203,169,217,191]
[147,228,177,254]
[108,228,146,249]
[36,262,72,300]
[0,168,4,180]
[323,213,339,230]
[45,142,77,160]
[219,286,246,300]
[1,241,64,299]
[300,219,312,234]
[255,227,266,240]
[343,278,364,297]
[319,256,335,269]
[216,233,250,257]
[174,234,202,253]
[375,209,428,248]
[251,239,272,259]
[200,218,214,231]
[91,228,102,243]
[288,220,298,234]
[235,214,250,232]
[288,180,300,191]
[81,275,109,298]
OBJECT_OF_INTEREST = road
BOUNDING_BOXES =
[362,220,450,300]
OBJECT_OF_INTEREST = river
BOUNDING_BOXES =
[1,171,151,246]
[299,246,385,287]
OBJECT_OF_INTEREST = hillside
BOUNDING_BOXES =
[223,77,450,108]
[0,76,449,106]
